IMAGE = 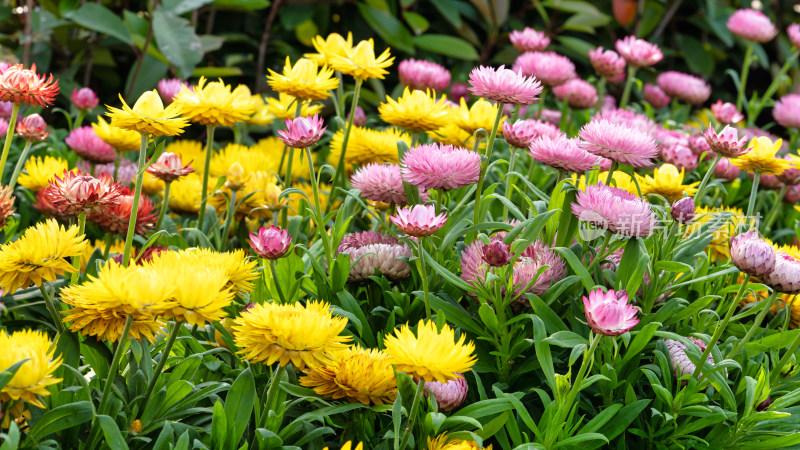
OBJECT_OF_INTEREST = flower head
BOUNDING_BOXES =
[467,65,542,105]
[0,330,62,408]
[671,197,695,224]
[552,78,597,109]
[157,78,192,104]
[88,186,157,236]
[513,51,576,86]
[424,376,468,411]
[512,241,566,302]
[390,204,447,237]
[328,126,407,168]
[529,134,601,173]
[711,100,743,125]
[157,248,257,296]
[263,93,323,120]
[306,32,354,65]
[277,114,326,148]
[763,251,800,294]
[0,64,59,107]
[338,232,413,282]
[15,113,49,141]
[233,300,351,369]
[383,319,476,382]
[732,136,792,175]
[509,27,550,52]
[18,156,68,192]
[210,171,283,220]
[589,47,626,78]
[578,119,658,168]
[657,71,711,105]
[66,126,117,163]
[727,9,778,43]
[502,119,559,148]
[778,155,800,185]
[583,288,639,336]
[572,183,657,237]
[664,337,714,380]
[249,225,292,260]
[44,170,123,216]
[174,78,257,126]
[454,98,506,134]
[614,36,663,67]
[300,346,397,405]
[730,231,776,276]
[146,151,194,183]
[351,163,419,205]
[329,39,394,80]
[71,87,98,110]
[660,143,699,172]
[400,143,481,191]
[704,125,748,158]
[0,186,15,228]
[379,87,450,132]
[92,116,141,152]
[398,59,451,92]
[106,90,188,136]
[267,57,338,101]
[638,164,699,201]
[642,83,670,109]
[773,94,800,129]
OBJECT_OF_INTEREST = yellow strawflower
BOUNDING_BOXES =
[299,346,397,405]
[233,300,352,369]
[378,87,450,132]
[327,126,406,169]
[571,170,638,195]
[0,219,87,294]
[428,434,492,450]
[17,156,68,192]
[142,171,166,194]
[210,170,284,220]
[0,330,62,408]
[685,206,748,261]
[732,136,793,175]
[173,78,257,127]
[92,116,141,151]
[168,174,205,214]
[267,57,339,101]
[165,139,206,173]
[106,90,188,137]
[454,98,506,135]
[305,32,354,66]
[638,164,698,201]
[383,320,476,383]
[329,39,394,80]
[264,93,323,120]
[323,442,363,450]
[157,248,258,296]
[209,143,279,177]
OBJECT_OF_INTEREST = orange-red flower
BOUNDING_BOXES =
[0,64,59,107]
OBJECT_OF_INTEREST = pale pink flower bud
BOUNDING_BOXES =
[71,87,99,110]
[583,288,639,336]
[249,225,292,260]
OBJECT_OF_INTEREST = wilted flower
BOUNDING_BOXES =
[529,134,601,173]
[615,36,663,67]
[572,183,657,237]
[657,71,711,105]
[704,125,748,158]
[15,114,49,141]
[509,27,550,52]
[671,197,695,224]
[71,87,98,110]
[0,64,59,107]
[730,231,776,277]
[589,47,626,78]
[277,114,326,148]
[424,376,468,411]
[389,204,447,237]
[398,59,451,92]
[468,65,542,105]
[157,78,192,104]
[337,232,412,282]
[400,143,481,191]
[65,126,117,164]
[711,100,743,125]
[773,94,800,129]
[642,83,670,108]
[513,51,576,87]
[502,119,560,148]
[249,226,292,260]
[762,252,800,294]
[727,8,778,43]
[578,119,658,168]
[583,288,639,336]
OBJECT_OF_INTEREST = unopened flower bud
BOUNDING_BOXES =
[71,87,99,110]
[481,241,511,267]
[670,197,695,224]
[730,231,776,277]
[225,162,246,191]
[16,114,49,141]
[423,375,467,411]
[757,396,771,411]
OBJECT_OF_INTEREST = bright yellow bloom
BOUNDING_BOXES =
[300,346,397,405]
[80,238,124,271]
[432,123,477,148]
[328,126,407,169]
[210,143,279,177]
[233,300,352,369]
[383,320,476,383]
[572,170,638,195]
[306,32,354,66]
[685,206,748,261]
[158,248,258,296]
[0,330,62,408]
[246,95,271,126]
[428,434,492,450]
[329,39,394,80]
[379,88,450,132]
[61,262,169,342]
[0,219,87,294]
[323,442,363,450]
[264,93,323,120]
[106,90,188,136]
[267,57,339,101]
[732,136,793,175]
[165,140,206,173]
[638,164,698,201]
[454,98,505,135]
[92,116,141,151]
[142,171,166,194]
[173,78,257,127]
[169,174,205,214]
[18,156,68,192]
[210,170,284,219]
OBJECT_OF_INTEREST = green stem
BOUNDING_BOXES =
[771,314,800,384]
[305,147,335,272]
[39,283,64,334]
[140,321,182,416]
[416,238,431,320]
[594,77,607,114]
[155,182,171,230]
[694,153,721,205]
[8,140,32,190]
[197,125,216,230]
[0,104,20,183]
[550,332,601,445]
[558,98,570,132]
[260,364,287,430]
[763,185,788,232]
[727,290,779,358]
[737,42,754,111]
[122,135,149,267]
[74,110,86,129]
[502,147,517,221]
[327,78,363,213]
[269,259,287,303]
[89,314,133,448]
[605,161,618,186]
[113,153,121,181]
[220,189,237,250]
[102,232,114,260]
[619,66,638,109]
[335,71,346,119]
[69,211,86,285]
[280,101,305,227]
[751,51,799,124]
[537,90,546,119]
[397,378,426,450]
[746,171,761,230]
[469,103,505,243]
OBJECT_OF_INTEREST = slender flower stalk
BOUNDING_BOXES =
[693,153,721,203]
[8,139,33,190]
[260,365,287,430]
[220,190,237,250]
[279,101,304,227]
[69,211,87,285]
[140,321,181,415]
[470,102,505,242]
[155,182,171,230]
[269,259,287,303]
[39,283,64,334]
[397,379,425,450]
[728,290,779,357]
[619,66,637,109]
[305,147,334,270]
[90,315,133,447]
[197,124,216,229]
[121,135,149,267]
[737,43,754,111]
[747,171,761,228]
[416,238,432,319]
[0,103,19,182]
[328,78,363,211]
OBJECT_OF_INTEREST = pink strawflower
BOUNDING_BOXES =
[65,125,117,164]
[785,184,800,203]
[278,114,326,149]
[601,95,616,111]
[398,59,451,92]
[512,240,566,302]
[503,119,560,148]
[703,125,748,158]
[540,108,561,125]
[77,159,138,185]
[583,288,639,336]
[758,173,784,190]
[71,87,98,110]
[513,51,576,87]
[789,24,800,48]
[340,231,398,248]
[400,143,480,191]
[339,237,412,281]
[730,231,776,277]
[763,252,800,294]
[15,113,49,141]
[468,65,542,105]
[657,71,711,105]
[664,337,714,380]
[146,151,194,183]
[595,108,656,135]
[0,101,12,119]
[509,27,550,52]
[687,133,712,158]
[158,78,192,104]
[773,94,800,129]
[552,78,597,110]
[43,170,123,216]
[642,83,670,108]
[530,134,601,173]
[0,118,8,136]
[727,9,778,43]
[660,143,698,172]
[389,204,447,237]
[715,157,740,181]
[572,183,656,237]
[671,197,695,224]
[249,225,292,260]
[351,163,425,205]
[482,241,511,267]
[589,47,626,78]
[607,71,625,84]
[88,186,157,236]
[655,126,688,149]
[424,375,468,411]
[449,82,470,103]
[615,35,663,68]
[349,105,367,127]
[711,100,743,125]
[578,119,658,168]
[778,156,800,184]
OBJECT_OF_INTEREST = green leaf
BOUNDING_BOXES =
[357,3,414,54]
[585,399,650,449]
[402,11,429,35]
[65,3,132,44]
[0,422,20,450]
[554,432,608,448]
[152,10,204,78]
[162,0,214,15]
[26,401,93,443]
[677,34,715,78]
[225,367,255,449]
[0,360,28,392]
[554,247,594,292]
[544,331,588,348]
[97,415,129,450]
[211,400,227,449]
[412,34,479,60]
[478,303,499,334]
[212,0,270,10]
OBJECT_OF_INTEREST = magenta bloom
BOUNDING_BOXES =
[595,108,656,134]
[513,51,576,87]
[715,157,740,181]
[449,82,470,103]
[615,36,663,68]
[16,113,49,141]
[789,24,800,48]
[349,105,367,127]
[657,71,711,105]
[664,337,714,380]
[779,156,800,185]
[671,197,695,224]
[512,240,566,301]
[503,119,560,149]
[389,204,447,237]
[398,59,451,92]
[0,101,12,119]
[146,151,194,183]
[277,114,326,149]
[351,163,424,205]
[773,94,800,129]
[468,65,542,105]
[763,252,800,294]
[711,100,743,125]
[660,143,699,172]
[71,87,98,110]
[578,119,658,168]
[572,183,656,237]
[158,78,192,104]
[704,125,748,158]
[730,231,776,277]
[509,27,550,52]
[400,143,480,191]
[0,118,8,137]
[589,47,626,79]
[642,83,670,109]
[727,9,778,43]
[482,241,511,267]
[530,134,601,173]
[65,126,117,164]
[583,288,639,336]
[687,133,712,159]
[552,78,597,110]
[249,225,292,260]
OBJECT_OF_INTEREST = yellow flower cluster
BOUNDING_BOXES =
[299,346,397,405]
[93,116,141,151]
[0,330,62,409]
[454,98,506,135]
[379,87,450,132]
[685,206,748,261]
[174,77,258,127]
[106,90,188,137]
[18,156,68,192]
[732,136,794,175]
[637,164,699,201]
[210,170,284,220]
[267,57,338,101]
[328,126,408,169]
